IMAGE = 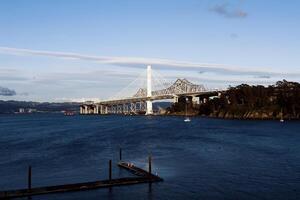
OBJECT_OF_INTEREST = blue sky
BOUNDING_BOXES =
[0,0,300,102]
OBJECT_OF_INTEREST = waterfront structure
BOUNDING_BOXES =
[80,66,222,115]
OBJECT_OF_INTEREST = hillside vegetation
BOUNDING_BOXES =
[167,80,300,120]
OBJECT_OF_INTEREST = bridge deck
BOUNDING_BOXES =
[99,91,220,105]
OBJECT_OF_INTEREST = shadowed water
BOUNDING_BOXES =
[0,114,299,199]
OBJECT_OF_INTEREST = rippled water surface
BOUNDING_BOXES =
[0,114,300,199]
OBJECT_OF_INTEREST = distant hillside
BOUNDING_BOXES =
[0,100,171,114]
[0,100,80,114]
[167,80,300,120]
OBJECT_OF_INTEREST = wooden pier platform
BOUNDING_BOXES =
[118,161,163,181]
[0,161,163,199]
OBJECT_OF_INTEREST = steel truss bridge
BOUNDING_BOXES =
[80,66,221,115]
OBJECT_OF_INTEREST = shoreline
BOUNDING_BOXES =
[162,112,300,121]
[2,112,300,121]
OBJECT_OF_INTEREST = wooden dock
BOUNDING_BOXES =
[0,176,157,199]
[118,161,163,181]
[0,153,163,199]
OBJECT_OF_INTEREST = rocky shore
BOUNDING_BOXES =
[206,110,299,120]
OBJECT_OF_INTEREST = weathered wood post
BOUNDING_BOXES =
[148,155,152,175]
[28,166,32,190]
[109,160,112,181]
[119,148,122,161]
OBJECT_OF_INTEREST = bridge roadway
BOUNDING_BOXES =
[99,91,219,105]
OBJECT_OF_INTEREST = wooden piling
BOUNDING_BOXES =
[119,148,122,161]
[28,166,32,190]
[109,160,112,181]
[148,155,152,175]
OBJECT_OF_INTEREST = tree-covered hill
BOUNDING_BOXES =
[167,80,300,120]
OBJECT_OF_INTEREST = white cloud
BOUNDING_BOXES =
[0,46,298,76]
[1,47,299,102]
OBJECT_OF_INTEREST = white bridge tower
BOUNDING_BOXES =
[146,65,153,115]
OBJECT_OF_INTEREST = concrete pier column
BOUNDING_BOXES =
[142,101,147,112]
[99,105,103,114]
[173,95,179,103]
[130,103,136,113]
[84,105,88,114]
[117,105,122,114]
[123,104,128,114]
[93,105,98,114]
[192,96,200,105]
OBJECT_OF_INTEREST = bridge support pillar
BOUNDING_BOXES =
[146,65,153,115]
[173,95,178,103]
[84,105,88,114]
[130,103,136,113]
[146,100,153,115]
[192,96,200,105]
[100,105,104,114]
[94,105,99,114]
[123,104,129,114]
[117,105,122,114]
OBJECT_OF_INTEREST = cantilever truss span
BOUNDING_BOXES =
[133,78,206,98]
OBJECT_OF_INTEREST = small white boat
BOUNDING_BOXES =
[184,117,191,122]
[280,119,284,123]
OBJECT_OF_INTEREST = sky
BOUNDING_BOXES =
[0,0,300,102]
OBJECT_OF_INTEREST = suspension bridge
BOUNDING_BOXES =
[80,65,222,115]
